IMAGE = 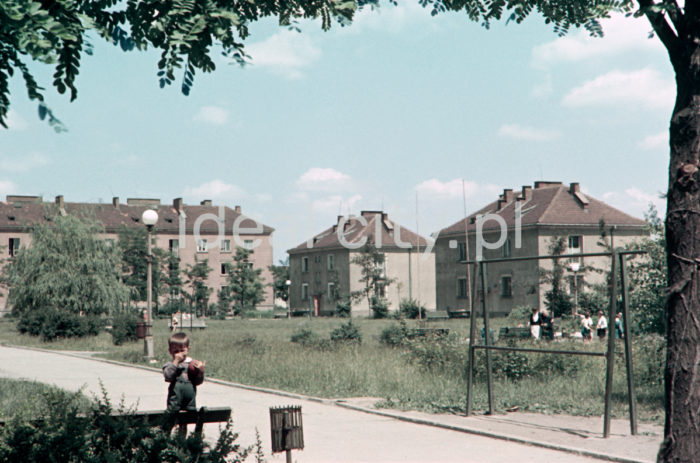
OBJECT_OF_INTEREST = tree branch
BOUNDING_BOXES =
[638,0,681,56]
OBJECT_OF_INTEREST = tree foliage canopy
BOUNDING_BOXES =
[3,212,128,318]
[227,247,265,312]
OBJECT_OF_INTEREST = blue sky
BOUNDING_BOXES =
[2,3,672,262]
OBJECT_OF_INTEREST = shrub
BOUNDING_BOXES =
[111,311,140,346]
[506,305,532,325]
[371,296,389,319]
[335,299,352,318]
[405,335,466,376]
[0,387,254,463]
[399,298,426,319]
[379,321,412,347]
[290,327,320,346]
[330,320,362,344]
[17,310,101,341]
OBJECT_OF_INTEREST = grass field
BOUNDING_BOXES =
[0,316,665,423]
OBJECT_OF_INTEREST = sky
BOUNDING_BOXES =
[2,3,673,263]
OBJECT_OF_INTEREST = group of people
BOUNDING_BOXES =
[529,307,625,341]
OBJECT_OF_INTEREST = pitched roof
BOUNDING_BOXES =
[0,196,274,235]
[288,210,429,253]
[438,181,646,237]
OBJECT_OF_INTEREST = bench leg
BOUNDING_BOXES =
[194,407,208,438]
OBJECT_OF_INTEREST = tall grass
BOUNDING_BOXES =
[0,317,664,422]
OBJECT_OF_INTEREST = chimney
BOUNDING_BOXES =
[534,181,563,189]
[570,182,590,209]
[234,205,241,214]
[520,185,532,201]
[503,189,514,203]
[173,197,183,211]
[55,195,64,209]
[569,182,580,194]
[200,199,212,207]
[112,197,120,208]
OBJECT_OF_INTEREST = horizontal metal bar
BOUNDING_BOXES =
[471,344,606,357]
[460,250,645,265]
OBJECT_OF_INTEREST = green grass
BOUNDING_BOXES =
[0,378,92,419]
[0,316,664,423]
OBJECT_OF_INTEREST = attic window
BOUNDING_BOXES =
[131,217,140,223]
[165,217,173,223]
[7,215,15,221]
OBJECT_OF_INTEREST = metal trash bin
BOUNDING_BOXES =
[136,322,146,339]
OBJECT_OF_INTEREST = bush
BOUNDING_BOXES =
[379,321,412,347]
[506,305,532,325]
[335,299,352,318]
[0,387,256,463]
[405,335,466,375]
[330,320,362,344]
[17,310,101,341]
[111,311,140,346]
[399,298,426,319]
[290,327,320,346]
[370,296,389,319]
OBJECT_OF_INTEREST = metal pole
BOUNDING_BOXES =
[480,261,494,415]
[619,254,638,435]
[144,226,154,360]
[603,250,618,437]
[465,262,479,416]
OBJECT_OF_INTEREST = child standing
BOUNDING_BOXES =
[579,311,593,341]
[596,311,608,340]
[163,332,206,412]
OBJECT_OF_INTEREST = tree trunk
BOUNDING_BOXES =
[660,40,700,463]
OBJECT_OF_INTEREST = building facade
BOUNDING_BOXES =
[0,195,275,311]
[287,211,436,316]
[434,182,647,316]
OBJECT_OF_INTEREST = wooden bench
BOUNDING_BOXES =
[290,309,311,318]
[170,318,207,330]
[447,308,470,319]
[425,310,449,321]
[498,326,531,339]
[413,328,450,338]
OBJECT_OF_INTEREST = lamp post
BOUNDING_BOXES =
[285,280,292,318]
[142,209,159,360]
[569,262,580,316]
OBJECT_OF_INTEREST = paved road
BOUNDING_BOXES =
[0,345,604,462]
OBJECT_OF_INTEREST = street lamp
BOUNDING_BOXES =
[569,262,580,316]
[285,280,292,319]
[142,209,158,360]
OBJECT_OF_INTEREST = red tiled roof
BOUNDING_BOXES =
[0,199,273,235]
[288,211,429,253]
[438,182,646,237]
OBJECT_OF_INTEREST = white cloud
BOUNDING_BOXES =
[0,153,50,172]
[193,106,229,126]
[246,31,321,79]
[346,2,432,34]
[0,180,17,196]
[532,14,662,67]
[5,110,28,131]
[498,123,560,142]
[296,167,353,191]
[602,187,665,218]
[415,179,501,201]
[183,179,246,201]
[638,131,668,150]
[562,68,674,110]
[311,194,363,215]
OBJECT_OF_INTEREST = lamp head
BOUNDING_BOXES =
[142,209,159,227]
[285,280,292,286]
[569,262,580,272]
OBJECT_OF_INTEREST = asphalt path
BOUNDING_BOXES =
[0,345,603,462]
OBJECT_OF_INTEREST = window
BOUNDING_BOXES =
[315,271,321,283]
[501,238,511,258]
[301,283,309,301]
[568,235,582,252]
[314,255,321,263]
[221,263,229,275]
[501,276,512,297]
[302,256,309,273]
[328,283,336,301]
[457,242,467,261]
[169,239,179,256]
[457,278,468,298]
[243,239,254,251]
[327,254,335,270]
[221,239,231,252]
[8,238,20,257]
[197,239,208,252]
